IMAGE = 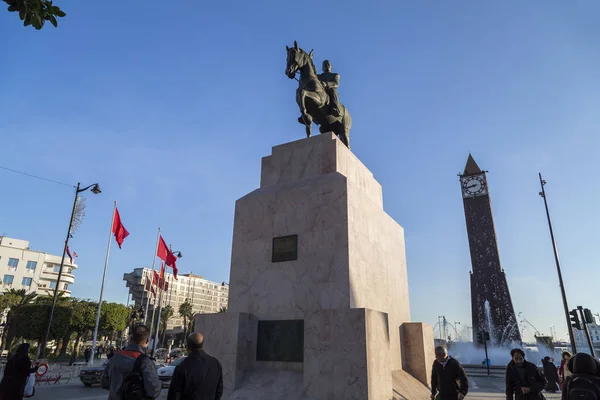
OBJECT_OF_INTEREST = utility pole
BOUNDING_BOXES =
[477,330,491,376]
[539,174,576,353]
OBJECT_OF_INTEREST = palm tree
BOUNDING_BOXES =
[160,305,174,347]
[178,299,193,339]
[2,289,37,350]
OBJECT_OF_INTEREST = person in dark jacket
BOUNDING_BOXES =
[430,346,468,400]
[103,324,161,400]
[0,343,38,400]
[84,346,92,363]
[167,332,223,400]
[505,348,547,400]
[561,352,600,400]
[542,356,559,393]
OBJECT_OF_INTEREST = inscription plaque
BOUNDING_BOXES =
[272,234,298,262]
[256,320,304,362]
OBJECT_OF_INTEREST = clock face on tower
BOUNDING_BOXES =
[461,175,488,197]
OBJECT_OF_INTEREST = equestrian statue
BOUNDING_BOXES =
[285,41,352,149]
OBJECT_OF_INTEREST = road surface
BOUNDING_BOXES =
[32,376,562,400]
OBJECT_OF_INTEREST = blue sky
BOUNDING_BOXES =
[1,1,599,342]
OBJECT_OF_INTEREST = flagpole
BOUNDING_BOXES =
[144,227,161,325]
[152,280,164,355]
[89,201,117,366]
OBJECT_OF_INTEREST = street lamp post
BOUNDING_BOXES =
[538,173,576,353]
[39,182,101,358]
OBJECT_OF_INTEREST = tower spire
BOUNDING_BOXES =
[464,154,482,175]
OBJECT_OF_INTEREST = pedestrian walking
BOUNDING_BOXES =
[84,346,92,363]
[107,347,116,360]
[542,356,559,393]
[505,348,547,400]
[561,352,600,400]
[558,351,572,390]
[102,324,161,400]
[430,345,468,400]
[167,332,223,400]
[0,343,39,400]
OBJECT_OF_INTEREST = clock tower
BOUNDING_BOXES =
[460,154,521,346]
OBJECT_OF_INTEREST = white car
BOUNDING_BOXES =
[157,357,186,387]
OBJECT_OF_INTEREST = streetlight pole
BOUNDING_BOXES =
[538,173,576,353]
[40,182,101,358]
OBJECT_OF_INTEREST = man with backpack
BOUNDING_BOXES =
[103,324,162,400]
[561,352,600,400]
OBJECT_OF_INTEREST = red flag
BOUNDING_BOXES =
[66,245,73,264]
[157,236,178,279]
[111,207,129,249]
[152,270,159,286]
[158,263,166,291]
[73,251,78,258]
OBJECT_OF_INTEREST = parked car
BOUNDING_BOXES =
[79,361,107,387]
[157,356,186,387]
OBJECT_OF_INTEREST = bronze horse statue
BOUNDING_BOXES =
[285,41,352,149]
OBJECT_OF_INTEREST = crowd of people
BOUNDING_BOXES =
[430,345,600,400]
[2,331,599,400]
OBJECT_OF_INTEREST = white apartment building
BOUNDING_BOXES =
[123,268,229,332]
[0,236,77,296]
[574,322,600,354]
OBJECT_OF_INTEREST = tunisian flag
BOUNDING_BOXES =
[157,235,178,279]
[112,207,129,248]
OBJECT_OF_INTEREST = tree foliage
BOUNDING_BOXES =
[2,289,38,350]
[14,303,71,343]
[4,0,66,29]
[178,299,194,339]
[100,302,129,334]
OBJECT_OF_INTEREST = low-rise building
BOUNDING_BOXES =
[574,321,600,354]
[123,268,229,332]
[0,236,76,296]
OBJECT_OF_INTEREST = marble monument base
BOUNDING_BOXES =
[195,133,434,399]
[196,311,433,400]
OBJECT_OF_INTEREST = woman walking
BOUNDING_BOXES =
[558,351,572,390]
[0,343,39,400]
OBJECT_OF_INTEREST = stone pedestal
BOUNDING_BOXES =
[194,133,432,399]
[400,322,435,386]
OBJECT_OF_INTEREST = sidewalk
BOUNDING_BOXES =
[468,375,561,400]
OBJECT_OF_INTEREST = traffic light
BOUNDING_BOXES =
[584,308,595,324]
[476,331,483,344]
[570,309,582,330]
[476,331,490,344]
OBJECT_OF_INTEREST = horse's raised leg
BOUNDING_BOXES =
[298,89,313,137]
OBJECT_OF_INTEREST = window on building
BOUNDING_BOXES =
[3,275,14,285]
[53,266,61,273]
[26,261,37,271]
[63,283,69,290]
[49,281,57,289]
[7,258,18,268]
[22,277,32,287]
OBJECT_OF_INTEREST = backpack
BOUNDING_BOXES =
[121,353,152,400]
[567,374,600,400]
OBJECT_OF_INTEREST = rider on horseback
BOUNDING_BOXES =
[319,60,341,117]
